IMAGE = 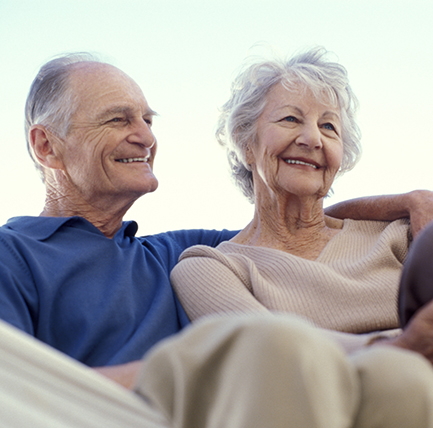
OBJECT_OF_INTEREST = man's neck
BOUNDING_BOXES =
[41,187,133,239]
[42,208,125,239]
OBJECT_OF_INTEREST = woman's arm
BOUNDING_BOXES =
[171,255,269,321]
[326,190,433,238]
[171,250,401,355]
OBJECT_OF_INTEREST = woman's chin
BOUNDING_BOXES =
[283,187,330,200]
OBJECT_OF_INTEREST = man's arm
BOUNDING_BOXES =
[325,190,433,238]
[94,360,143,389]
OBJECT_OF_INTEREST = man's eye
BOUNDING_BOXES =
[105,117,126,124]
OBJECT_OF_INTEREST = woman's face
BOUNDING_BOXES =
[247,83,343,202]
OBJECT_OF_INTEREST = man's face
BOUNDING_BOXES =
[54,63,158,209]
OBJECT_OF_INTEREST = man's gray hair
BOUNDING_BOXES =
[24,52,101,179]
[215,46,362,203]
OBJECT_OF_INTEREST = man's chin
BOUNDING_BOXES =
[138,178,159,196]
[145,183,159,195]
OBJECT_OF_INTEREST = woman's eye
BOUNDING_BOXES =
[282,116,297,123]
[323,122,336,131]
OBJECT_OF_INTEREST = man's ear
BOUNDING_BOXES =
[29,125,64,170]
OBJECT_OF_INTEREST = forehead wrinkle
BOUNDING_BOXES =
[273,104,340,121]
[322,111,340,119]
[275,104,304,115]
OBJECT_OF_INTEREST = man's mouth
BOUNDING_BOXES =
[115,157,149,163]
[284,159,319,169]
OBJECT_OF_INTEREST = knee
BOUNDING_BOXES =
[151,312,353,381]
[202,313,347,365]
[231,314,360,426]
[352,346,433,427]
[138,314,360,428]
[214,313,359,398]
[354,345,433,393]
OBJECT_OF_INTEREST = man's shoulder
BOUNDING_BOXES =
[0,216,75,241]
[140,228,238,249]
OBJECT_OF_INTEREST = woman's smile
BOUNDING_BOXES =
[282,157,321,169]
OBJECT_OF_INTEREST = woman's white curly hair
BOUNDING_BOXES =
[215,46,362,203]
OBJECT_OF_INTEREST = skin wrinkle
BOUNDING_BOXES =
[42,161,136,234]
[33,62,158,238]
[232,83,344,260]
[95,105,157,126]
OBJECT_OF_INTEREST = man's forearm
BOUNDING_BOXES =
[326,194,412,221]
[94,360,143,389]
[325,190,433,238]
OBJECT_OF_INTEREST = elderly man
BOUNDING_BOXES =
[9,53,236,367]
[2,52,433,427]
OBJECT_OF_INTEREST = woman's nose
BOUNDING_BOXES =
[295,124,323,149]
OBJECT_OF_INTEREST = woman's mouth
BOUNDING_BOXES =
[284,159,319,169]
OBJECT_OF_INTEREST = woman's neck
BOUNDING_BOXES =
[232,194,343,260]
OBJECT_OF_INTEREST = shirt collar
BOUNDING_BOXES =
[5,216,138,240]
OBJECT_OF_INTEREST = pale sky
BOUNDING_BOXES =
[1,0,433,235]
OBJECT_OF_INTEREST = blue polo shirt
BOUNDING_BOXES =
[0,216,235,366]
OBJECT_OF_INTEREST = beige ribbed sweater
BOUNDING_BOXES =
[171,219,411,353]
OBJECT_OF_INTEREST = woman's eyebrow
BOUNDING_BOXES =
[321,111,341,120]
[275,104,304,115]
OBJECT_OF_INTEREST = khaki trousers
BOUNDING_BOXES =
[1,314,433,427]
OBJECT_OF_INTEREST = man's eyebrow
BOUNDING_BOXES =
[97,106,158,121]
[146,108,158,117]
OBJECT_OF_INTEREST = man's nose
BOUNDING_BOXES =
[129,118,156,148]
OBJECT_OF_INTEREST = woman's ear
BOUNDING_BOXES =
[245,145,255,166]
[29,125,64,170]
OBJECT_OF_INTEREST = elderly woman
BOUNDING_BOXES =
[171,48,433,428]
[171,47,408,350]
[170,47,433,427]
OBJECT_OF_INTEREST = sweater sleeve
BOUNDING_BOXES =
[171,242,404,355]
[170,245,269,321]
[171,250,403,354]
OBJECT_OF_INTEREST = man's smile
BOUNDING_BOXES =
[115,156,149,163]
